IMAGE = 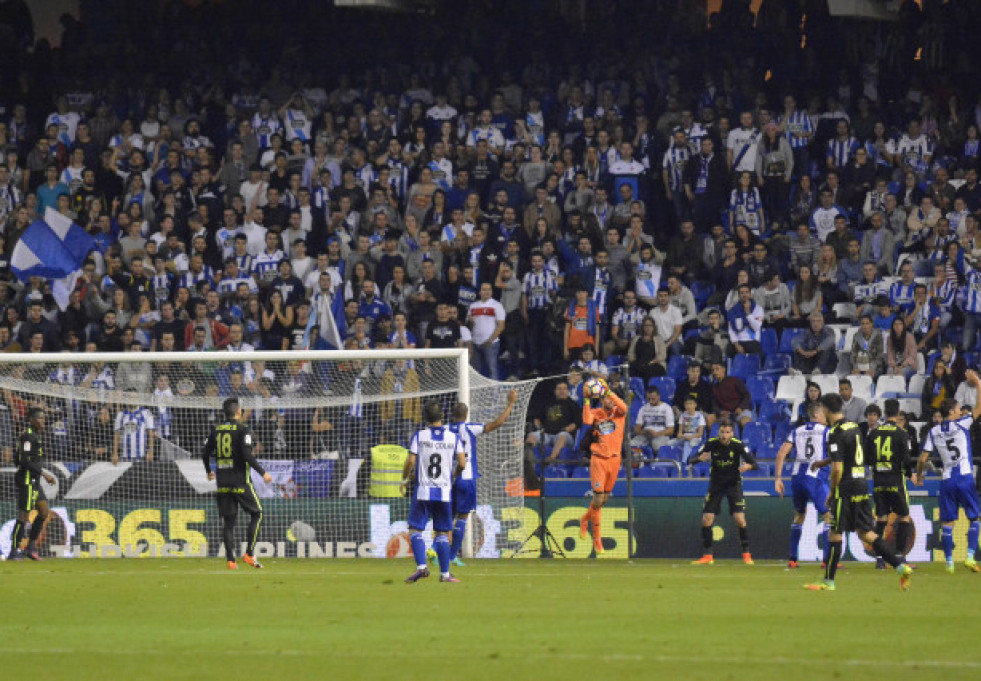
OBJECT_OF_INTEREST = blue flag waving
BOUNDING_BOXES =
[12,208,96,310]
[11,208,95,282]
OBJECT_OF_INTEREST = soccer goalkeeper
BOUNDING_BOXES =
[579,378,627,556]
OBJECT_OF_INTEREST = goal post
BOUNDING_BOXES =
[0,349,534,561]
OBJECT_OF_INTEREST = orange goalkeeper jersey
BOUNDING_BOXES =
[582,392,627,459]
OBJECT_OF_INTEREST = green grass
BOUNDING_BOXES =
[2,558,980,680]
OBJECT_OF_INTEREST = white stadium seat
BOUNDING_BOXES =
[875,375,907,397]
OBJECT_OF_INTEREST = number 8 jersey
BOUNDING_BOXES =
[410,426,465,502]
[923,415,974,480]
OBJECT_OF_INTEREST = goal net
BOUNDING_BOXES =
[0,349,534,561]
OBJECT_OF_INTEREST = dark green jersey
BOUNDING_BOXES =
[15,426,44,483]
[699,437,758,488]
[828,420,869,495]
[202,420,266,490]
[866,422,912,486]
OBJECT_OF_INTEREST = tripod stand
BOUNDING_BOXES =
[511,479,566,558]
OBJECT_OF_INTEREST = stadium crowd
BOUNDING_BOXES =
[0,0,980,471]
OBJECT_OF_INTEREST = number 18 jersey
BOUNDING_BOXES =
[923,415,974,480]
[788,422,829,479]
[410,426,465,502]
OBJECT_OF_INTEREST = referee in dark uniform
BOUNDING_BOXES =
[203,397,272,570]
[9,407,56,561]
[689,419,759,565]
[807,394,913,592]
[868,398,916,568]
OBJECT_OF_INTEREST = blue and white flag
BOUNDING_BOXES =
[11,208,96,309]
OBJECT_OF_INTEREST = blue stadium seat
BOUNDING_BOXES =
[743,463,773,477]
[629,377,646,402]
[760,353,791,377]
[760,328,778,357]
[647,376,676,404]
[634,466,657,478]
[656,444,683,462]
[746,376,775,409]
[741,421,772,451]
[730,354,761,382]
[943,327,964,346]
[774,420,793,446]
[629,396,643,430]
[650,462,677,478]
[691,281,715,309]
[666,355,689,382]
[631,445,654,465]
[571,467,591,478]
[605,355,625,373]
[778,328,806,353]
[754,443,778,460]
[543,466,568,478]
[690,461,712,477]
[760,398,791,423]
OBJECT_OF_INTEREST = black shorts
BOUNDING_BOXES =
[217,486,262,518]
[703,483,745,516]
[15,478,46,513]
[873,484,910,518]
[830,491,876,534]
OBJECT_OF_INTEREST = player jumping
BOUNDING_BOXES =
[428,388,518,568]
[579,377,627,556]
[403,401,466,583]
[916,370,981,573]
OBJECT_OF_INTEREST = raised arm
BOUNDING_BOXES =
[484,389,518,434]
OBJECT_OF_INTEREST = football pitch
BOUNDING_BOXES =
[2,559,980,680]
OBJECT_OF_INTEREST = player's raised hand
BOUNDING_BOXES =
[262,472,273,484]
[507,388,518,404]
[774,478,784,497]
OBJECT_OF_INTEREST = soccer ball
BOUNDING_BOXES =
[583,378,607,400]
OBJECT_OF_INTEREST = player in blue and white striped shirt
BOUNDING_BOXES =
[774,403,831,569]
[252,232,285,284]
[917,378,981,572]
[888,262,917,314]
[522,252,558,375]
[113,397,156,464]
[958,266,981,351]
[825,120,860,170]
[403,401,466,583]
[662,129,691,222]
[433,390,517,568]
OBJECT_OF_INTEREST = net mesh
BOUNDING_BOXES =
[0,351,534,560]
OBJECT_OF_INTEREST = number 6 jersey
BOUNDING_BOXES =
[923,415,974,480]
[788,422,829,480]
